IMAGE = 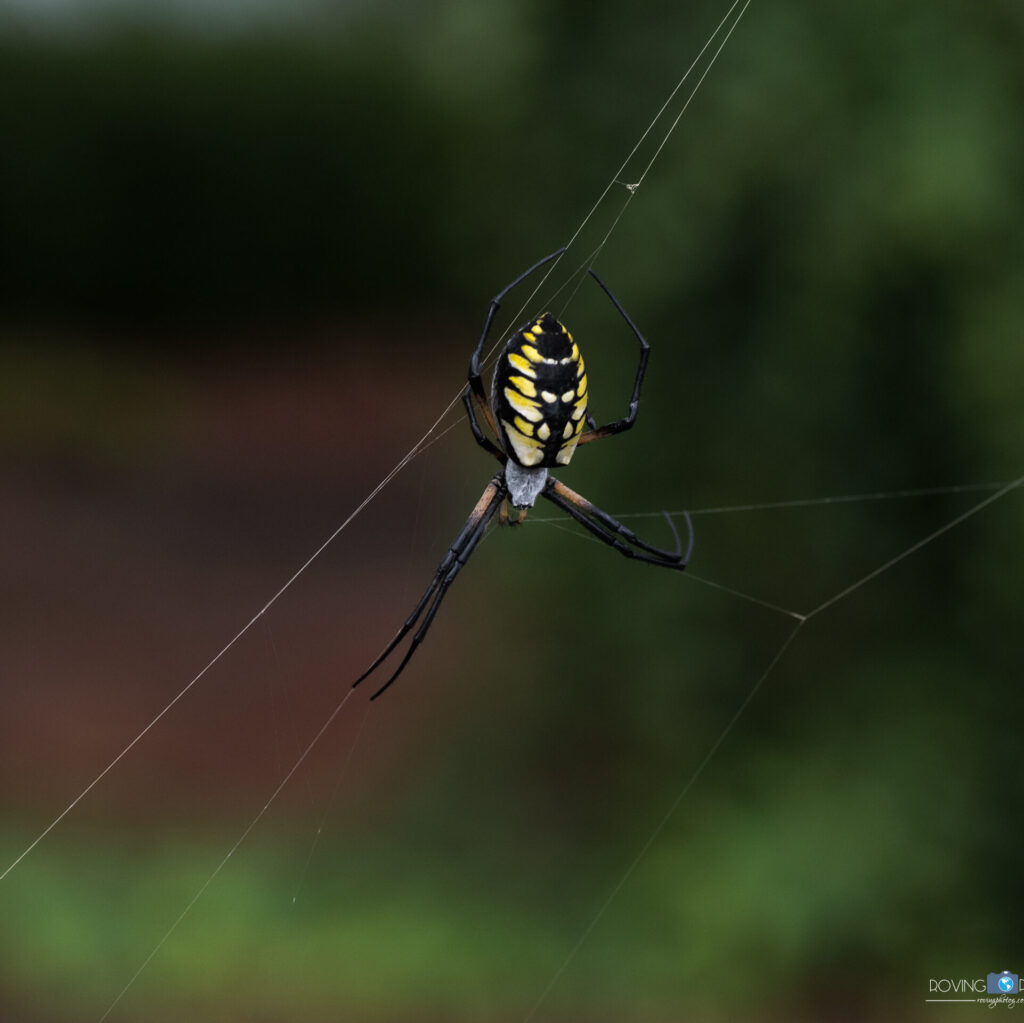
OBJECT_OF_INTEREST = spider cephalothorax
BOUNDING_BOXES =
[353,247,693,698]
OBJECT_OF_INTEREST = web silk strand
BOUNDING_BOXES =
[1,0,751,885]
[98,687,360,1021]
[524,473,1023,1018]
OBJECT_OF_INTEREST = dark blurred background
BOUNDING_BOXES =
[1,0,1022,1020]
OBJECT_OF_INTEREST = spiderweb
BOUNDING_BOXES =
[0,0,753,889]
[2,0,1021,1019]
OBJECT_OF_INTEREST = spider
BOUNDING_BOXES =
[354,247,693,699]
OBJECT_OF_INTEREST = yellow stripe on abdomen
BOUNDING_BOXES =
[504,387,543,422]
[502,419,545,466]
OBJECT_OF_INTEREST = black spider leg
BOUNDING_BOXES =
[543,476,694,570]
[353,474,508,700]
[462,389,505,465]
[463,246,567,464]
[577,268,650,446]
[467,246,567,407]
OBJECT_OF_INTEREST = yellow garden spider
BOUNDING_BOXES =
[354,247,694,699]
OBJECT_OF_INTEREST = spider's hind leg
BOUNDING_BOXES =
[467,246,567,398]
[463,388,505,465]
[577,269,650,446]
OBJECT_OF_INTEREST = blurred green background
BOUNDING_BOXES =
[1,0,1022,1020]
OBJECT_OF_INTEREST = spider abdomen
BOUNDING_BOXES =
[491,312,588,468]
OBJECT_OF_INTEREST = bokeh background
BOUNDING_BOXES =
[2,0,1022,1020]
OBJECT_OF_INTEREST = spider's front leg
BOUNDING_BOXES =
[543,476,693,569]
[353,473,508,699]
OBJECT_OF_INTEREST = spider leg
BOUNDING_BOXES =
[467,246,567,405]
[353,474,508,699]
[464,249,566,465]
[461,387,505,465]
[577,268,650,446]
[543,477,693,569]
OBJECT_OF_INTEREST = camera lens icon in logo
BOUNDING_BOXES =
[987,971,1019,995]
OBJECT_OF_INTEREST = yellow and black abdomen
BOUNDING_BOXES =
[491,312,589,468]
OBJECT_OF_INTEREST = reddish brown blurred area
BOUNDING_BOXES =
[0,332,477,823]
